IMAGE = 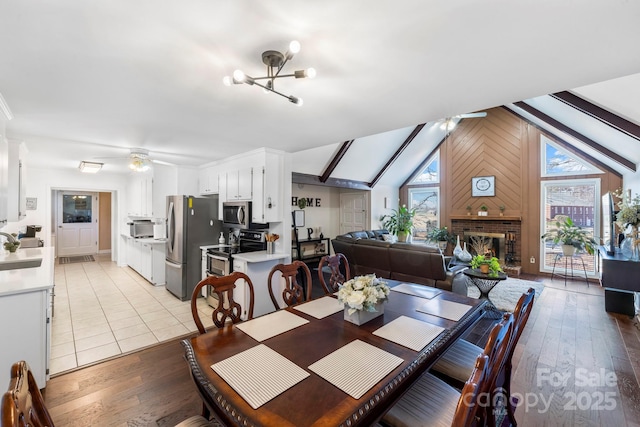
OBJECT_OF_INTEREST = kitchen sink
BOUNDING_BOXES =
[0,258,43,271]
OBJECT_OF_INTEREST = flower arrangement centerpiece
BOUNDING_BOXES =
[338,274,390,325]
[613,188,640,261]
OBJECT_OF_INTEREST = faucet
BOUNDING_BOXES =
[0,232,17,243]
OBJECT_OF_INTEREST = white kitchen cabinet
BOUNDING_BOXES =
[198,166,219,195]
[126,237,165,285]
[0,137,7,225]
[6,139,27,222]
[251,151,284,223]
[226,167,252,201]
[127,174,153,217]
[232,255,287,318]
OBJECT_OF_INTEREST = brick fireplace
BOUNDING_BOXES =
[450,216,522,266]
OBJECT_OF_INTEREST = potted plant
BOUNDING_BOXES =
[478,204,488,216]
[466,205,472,216]
[541,217,597,256]
[499,205,505,216]
[426,226,453,250]
[381,205,415,242]
[471,254,503,277]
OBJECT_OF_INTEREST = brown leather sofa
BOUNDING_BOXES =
[331,230,467,293]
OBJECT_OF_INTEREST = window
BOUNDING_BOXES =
[411,151,439,184]
[62,194,93,223]
[540,179,600,275]
[409,188,439,242]
[541,135,602,177]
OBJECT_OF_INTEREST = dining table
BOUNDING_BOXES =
[181,279,488,427]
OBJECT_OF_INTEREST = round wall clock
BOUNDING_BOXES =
[471,176,495,196]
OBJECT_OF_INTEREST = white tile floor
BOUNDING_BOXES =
[50,253,215,375]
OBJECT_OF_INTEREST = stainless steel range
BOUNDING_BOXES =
[205,230,266,307]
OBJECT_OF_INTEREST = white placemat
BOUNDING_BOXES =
[390,283,442,299]
[416,298,472,321]
[211,344,310,409]
[308,340,403,399]
[236,310,309,342]
[372,315,445,351]
[293,296,344,319]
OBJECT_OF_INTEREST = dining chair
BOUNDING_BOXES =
[1,361,218,427]
[317,253,351,294]
[191,272,255,333]
[268,260,312,309]
[432,287,535,426]
[380,313,514,427]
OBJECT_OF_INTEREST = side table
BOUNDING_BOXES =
[550,254,589,286]
[463,268,508,318]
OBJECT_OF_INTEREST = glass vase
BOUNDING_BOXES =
[620,226,640,262]
[453,236,462,259]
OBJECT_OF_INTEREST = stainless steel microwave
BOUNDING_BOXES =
[222,201,266,229]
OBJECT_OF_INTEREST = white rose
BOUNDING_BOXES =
[346,291,366,309]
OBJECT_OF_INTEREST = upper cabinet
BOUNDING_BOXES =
[227,167,253,201]
[198,166,219,195]
[127,173,153,217]
[6,140,27,222]
[0,137,7,225]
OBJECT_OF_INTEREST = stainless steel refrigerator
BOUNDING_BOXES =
[165,195,221,300]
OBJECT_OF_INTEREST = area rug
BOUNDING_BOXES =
[465,277,544,312]
[59,255,95,264]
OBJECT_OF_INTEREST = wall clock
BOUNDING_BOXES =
[471,176,495,197]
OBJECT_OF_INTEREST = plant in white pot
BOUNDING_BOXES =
[381,205,415,242]
[541,217,596,256]
[426,225,453,251]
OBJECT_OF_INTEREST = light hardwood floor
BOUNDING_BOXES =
[42,266,640,426]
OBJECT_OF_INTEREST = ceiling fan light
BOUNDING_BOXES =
[78,161,103,173]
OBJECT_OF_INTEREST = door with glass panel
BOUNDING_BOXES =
[540,180,599,275]
[57,192,99,256]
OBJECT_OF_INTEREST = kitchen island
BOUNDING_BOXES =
[0,246,55,391]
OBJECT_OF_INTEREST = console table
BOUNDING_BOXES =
[598,246,640,316]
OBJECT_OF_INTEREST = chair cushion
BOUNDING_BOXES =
[381,373,460,427]
[432,339,483,383]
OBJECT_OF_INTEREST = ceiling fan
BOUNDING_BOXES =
[94,148,173,172]
[440,111,487,131]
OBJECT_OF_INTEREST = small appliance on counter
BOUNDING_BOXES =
[127,220,154,238]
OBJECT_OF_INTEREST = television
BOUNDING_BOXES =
[602,192,616,255]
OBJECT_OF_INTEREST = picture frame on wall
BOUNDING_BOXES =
[471,176,495,197]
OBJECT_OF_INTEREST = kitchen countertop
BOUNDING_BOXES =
[0,246,55,297]
[121,234,167,245]
[232,251,289,263]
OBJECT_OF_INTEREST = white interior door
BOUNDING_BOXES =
[340,192,368,234]
[57,192,98,256]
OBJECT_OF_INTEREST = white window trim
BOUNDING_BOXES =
[409,186,440,237]
[539,178,601,277]
[410,149,440,184]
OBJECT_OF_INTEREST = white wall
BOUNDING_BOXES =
[623,169,640,196]
[370,184,399,230]
[291,184,341,239]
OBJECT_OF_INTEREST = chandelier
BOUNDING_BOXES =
[223,41,315,106]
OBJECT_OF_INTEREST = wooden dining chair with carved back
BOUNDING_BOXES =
[380,313,514,427]
[3,361,221,427]
[431,288,535,426]
[268,260,312,309]
[190,271,255,334]
[317,253,351,294]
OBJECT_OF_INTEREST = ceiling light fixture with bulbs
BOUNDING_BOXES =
[78,161,103,173]
[223,40,315,106]
[129,151,152,172]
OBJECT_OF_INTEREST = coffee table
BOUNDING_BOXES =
[463,268,508,318]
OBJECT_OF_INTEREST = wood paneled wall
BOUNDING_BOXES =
[402,107,622,274]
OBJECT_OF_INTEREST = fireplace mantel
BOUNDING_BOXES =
[451,215,522,222]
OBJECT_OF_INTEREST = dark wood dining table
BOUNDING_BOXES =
[181,279,488,427]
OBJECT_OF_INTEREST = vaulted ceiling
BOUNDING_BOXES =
[1,1,639,181]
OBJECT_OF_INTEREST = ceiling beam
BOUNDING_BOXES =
[551,91,640,142]
[368,124,426,188]
[503,105,623,177]
[320,140,353,183]
[292,172,371,190]
[511,101,635,172]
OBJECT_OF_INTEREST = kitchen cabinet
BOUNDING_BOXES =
[127,174,153,217]
[251,150,284,223]
[232,255,288,318]
[125,236,165,285]
[6,139,27,222]
[226,167,253,201]
[0,136,7,225]
[198,166,219,195]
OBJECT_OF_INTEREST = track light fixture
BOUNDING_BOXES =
[223,40,315,106]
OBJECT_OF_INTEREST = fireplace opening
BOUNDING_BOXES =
[463,232,506,264]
